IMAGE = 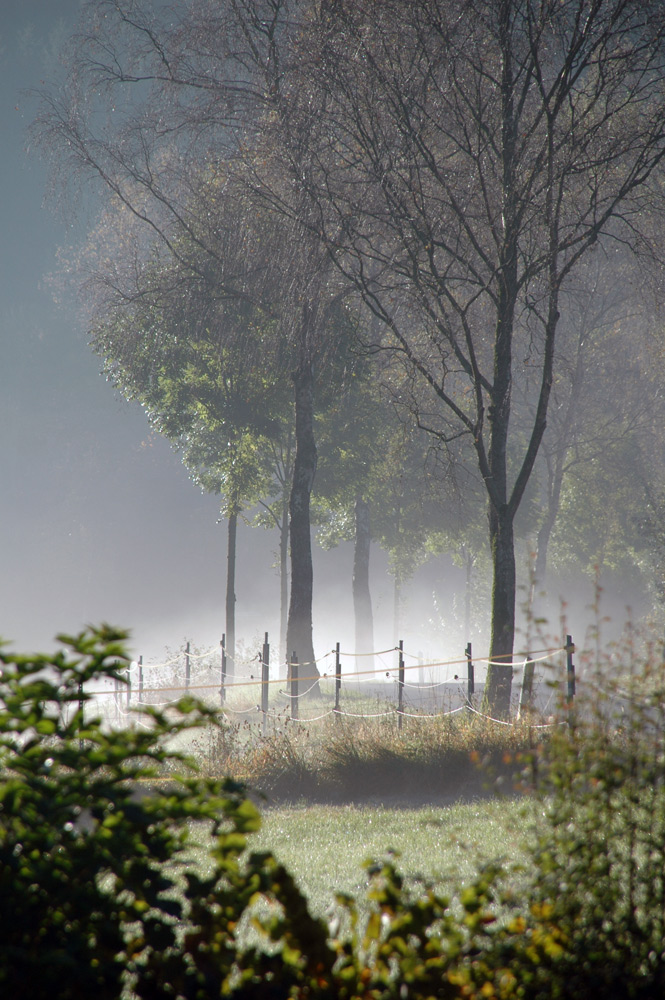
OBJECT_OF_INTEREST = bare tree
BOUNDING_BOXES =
[278,0,665,713]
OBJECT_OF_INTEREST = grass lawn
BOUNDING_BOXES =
[192,796,538,917]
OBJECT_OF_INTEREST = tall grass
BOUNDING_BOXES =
[190,711,547,804]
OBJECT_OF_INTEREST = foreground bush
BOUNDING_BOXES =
[2,627,665,998]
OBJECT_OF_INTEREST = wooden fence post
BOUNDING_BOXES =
[261,632,270,735]
[185,640,191,694]
[138,654,144,705]
[466,642,474,706]
[566,634,576,728]
[334,642,341,719]
[78,677,84,748]
[220,634,227,706]
[397,639,404,730]
[290,651,299,721]
[518,654,534,719]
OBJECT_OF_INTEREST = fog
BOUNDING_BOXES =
[0,2,647,674]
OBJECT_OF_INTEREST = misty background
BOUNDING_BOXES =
[1,1,640,668]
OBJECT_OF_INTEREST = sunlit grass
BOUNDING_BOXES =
[190,797,536,917]
[256,799,534,912]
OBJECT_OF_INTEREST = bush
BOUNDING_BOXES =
[3,626,665,998]
[493,685,665,999]
[0,626,274,998]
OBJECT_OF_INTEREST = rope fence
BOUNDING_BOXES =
[85,633,578,731]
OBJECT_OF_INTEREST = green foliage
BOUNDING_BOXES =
[89,242,293,520]
[4,628,665,998]
[499,692,665,999]
[0,626,266,998]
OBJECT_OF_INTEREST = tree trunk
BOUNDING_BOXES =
[534,437,568,601]
[463,547,474,643]
[484,504,515,718]
[286,361,318,680]
[534,510,555,594]
[279,496,289,679]
[393,573,402,648]
[353,495,374,670]
[225,511,237,677]
[481,1,518,719]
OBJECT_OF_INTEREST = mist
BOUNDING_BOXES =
[1,2,653,680]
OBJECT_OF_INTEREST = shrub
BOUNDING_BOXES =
[0,626,270,998]
[493,685,665,999]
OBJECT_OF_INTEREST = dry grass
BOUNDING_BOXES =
[189,711,546,806]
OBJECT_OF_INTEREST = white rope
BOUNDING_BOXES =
[397,706,466,719]
[286,649,335,670]
[475,647,566,668]
[283,709,336,723]
[466,705,517,727]
[400,648,424,661]
[181,647,219,662]
[466,705,564,729]
[539,687,557,716]
[334,708,396,719]
[336,646,399,658]
[132,653,182,670]
[83,645,570,719]
[276,679,323,700]
[135,697,179,709]
[400,677,456,690]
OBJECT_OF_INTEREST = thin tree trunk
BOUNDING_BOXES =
[484,504,515,718]
[534,418,573,599]
[353,495,374,670]
[463,547,474,642]
[225,511,237,677]
[393,573,402,648]
[279,496,289,678]
[534,511,555,593]
[286,360,318,680]
[483,2,518,717]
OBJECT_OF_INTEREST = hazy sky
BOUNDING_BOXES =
[1,1,283,660]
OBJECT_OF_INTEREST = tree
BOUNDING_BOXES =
[35,1,356,680]
[313,341,386,662]
[79,193,293,674]
[278,0,665,714]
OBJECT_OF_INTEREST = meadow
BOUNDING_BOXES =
[187,797,535,918]
[247,798,534,911]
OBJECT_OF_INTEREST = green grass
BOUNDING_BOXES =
[190,797,536,917]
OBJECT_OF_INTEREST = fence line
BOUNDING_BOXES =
[88,635,574,730]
